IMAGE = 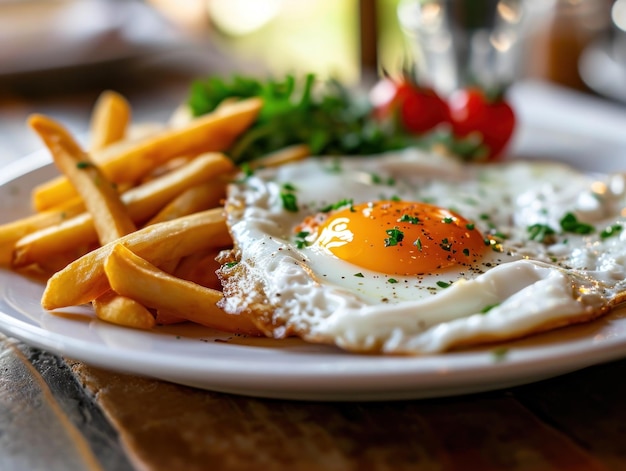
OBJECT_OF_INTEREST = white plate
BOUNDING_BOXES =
[3,99,626,401]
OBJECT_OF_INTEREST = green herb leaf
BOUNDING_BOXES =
[399,214,419,224]
[600,223,623,239]
[527,223,556,242]
[280,192,299,212]
[384,227,404,247]
[560,212,594,234]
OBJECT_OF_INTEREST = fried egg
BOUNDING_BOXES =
[217,148,626,354]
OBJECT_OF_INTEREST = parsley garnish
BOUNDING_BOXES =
[387,278,398,284]
[280,183,299,212]
[465,223,475,230]
[320,198,354,213]
[280,192,298,212]
[527,223,556,243]
[398,214,419,224]
[480,303,499,314]
[384,227,404,247]
[354,272,364,278]
[463,248,470,256]
[224,261,238,268]
[295,231,310,248]
[439,238,452,251]
[436,281,450,288]
[560,212,594,234]
[76,161,92,169]
[600,223,623,239]
[414,238,423,251]
[442,217,454,224]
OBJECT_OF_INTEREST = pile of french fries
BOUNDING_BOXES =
[0,91,310,334]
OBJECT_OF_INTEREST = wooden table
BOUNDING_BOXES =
[2,73,626,471]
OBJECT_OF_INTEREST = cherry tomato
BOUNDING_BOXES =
[370,77,449,134]
[448,88,516,161]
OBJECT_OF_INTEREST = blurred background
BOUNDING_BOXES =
[0,0,625,161]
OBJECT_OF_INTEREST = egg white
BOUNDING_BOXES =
[218,148,626,354]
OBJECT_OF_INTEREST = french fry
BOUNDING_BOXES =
[0,196,84,262]
[104,244,261,335]
[41,208,231,310]
[248,144,311,170]
[89,90,131,152]
[29,115,158,328]
[29,115,137,243]
[32,97,262,211]
[145,181,227,225]
[12,153,234,267]
[92,291,155,330]
[172,248,223,290]
[121,152,232,225]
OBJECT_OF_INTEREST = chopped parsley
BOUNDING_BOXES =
[436,281,450,288]
[224,261,238,268]
[442,217,454,224]
[320,198,354,213]
[384,227,404,247]
[294,231,310,249]
[527,223,556,242]
[76,161,93,169]
[280,191,298,212]
[387,278,398,284]
[398,214,419,224]
[414,238,423,251]
[465,223,475,230]
[480,303,500,314]
[280,183,299,212]
[560,212,594,234]
[600,223,623,239]
[354,272,364,278]
[462,248,470,256]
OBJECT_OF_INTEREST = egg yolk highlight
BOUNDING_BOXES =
[315,201,486,275]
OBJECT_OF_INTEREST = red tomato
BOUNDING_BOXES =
[370,77,449,134]
[448,88,516,161]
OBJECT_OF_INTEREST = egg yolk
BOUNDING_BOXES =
[314,201,486,275]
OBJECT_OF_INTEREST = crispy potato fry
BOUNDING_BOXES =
[29,115,137,243]
[41,208,231,310]
[104,244,261,335]
[32,98,262,211]
[92,291,155,330]
[89,90,131,152]
[248,144,311,170]
[146,181,227,225]
[0,196,84,251]
[173,248,223,290]
[122,152,232,224]
[12,153,234,267]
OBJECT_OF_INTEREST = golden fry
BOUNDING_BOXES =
[104,244,261,335]
[0,197,84,252]
[248,144,311,170]
[41,208,231,310]
[92,291,155,330]
[146,181,226,225]
[123,152,232,224]
[12,153,234,267]
[29,115,137,244]
[31,98,262,211]
[89,90,131,152]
